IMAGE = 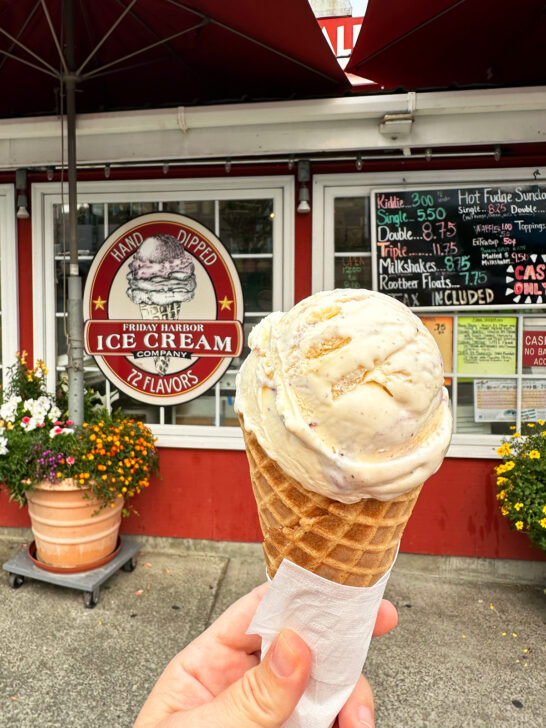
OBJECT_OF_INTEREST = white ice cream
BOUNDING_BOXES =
[235,289,452,503]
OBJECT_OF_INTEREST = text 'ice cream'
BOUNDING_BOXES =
[236,289,452,504]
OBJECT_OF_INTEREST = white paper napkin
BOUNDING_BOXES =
[247,557,396,728]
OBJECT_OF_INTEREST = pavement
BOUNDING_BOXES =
[0,528,544,728]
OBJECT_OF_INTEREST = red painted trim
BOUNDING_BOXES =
[294,182,313,302]
[17,216,34,362]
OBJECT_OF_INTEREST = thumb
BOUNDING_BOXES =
[193,629,311,728]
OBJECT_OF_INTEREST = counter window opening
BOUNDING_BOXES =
[313,168,546,459]
[32,176,294,449]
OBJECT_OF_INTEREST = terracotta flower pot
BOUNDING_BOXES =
[26,479,123,570]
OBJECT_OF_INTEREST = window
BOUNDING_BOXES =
[0,184,18,383]
[32,176,294,448]
[313,168,546,458]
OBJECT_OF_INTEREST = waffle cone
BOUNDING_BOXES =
[239,416,422,587]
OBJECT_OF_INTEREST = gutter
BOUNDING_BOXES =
[0,86,544,167]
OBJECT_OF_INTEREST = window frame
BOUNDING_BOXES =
[312,167,546,459]
[31,175,294,450]
[0,184,19,383]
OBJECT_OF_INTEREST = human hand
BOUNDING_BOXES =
[134,583,398,728]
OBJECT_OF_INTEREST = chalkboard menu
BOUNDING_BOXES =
[371,183,546,308]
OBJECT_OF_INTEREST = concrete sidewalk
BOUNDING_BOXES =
[0,529,544,728]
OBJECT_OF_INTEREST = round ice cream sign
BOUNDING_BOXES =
[83,213,244,405]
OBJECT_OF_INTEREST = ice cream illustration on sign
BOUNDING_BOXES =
[126,234,197,373]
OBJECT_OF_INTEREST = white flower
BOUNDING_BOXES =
[49,405,61,422]
[25,396,55,422]
[0,435,8,455]
[20,417,38,432]
[0,396,21,423]
[49,425,73,438]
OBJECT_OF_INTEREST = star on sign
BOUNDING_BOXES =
[93,295,107,310]
[219,296,233,311]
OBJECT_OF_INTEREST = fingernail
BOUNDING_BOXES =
[357,705,374,727]
[269,630,299,678]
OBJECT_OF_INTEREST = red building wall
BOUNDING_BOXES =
[2,450,541,560]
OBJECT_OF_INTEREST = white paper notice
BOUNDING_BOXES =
[247,558,396,728]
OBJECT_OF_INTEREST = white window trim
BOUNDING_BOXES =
[0,185,19,381]
[31,175,294,449]
[313,166,546,460]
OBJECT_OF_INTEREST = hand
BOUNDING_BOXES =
[134,583,398,728]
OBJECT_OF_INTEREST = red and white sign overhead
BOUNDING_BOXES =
[83,213,244,405]
[318,16,363,68]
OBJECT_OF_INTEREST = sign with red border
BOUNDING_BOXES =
[83,213,244,405]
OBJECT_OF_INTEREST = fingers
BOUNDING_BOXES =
[336,674,374,728]
[372,599,398,637]
[187,629,312,728]
[206,583,268,655]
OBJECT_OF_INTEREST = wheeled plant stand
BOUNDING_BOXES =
[3,539,141,608]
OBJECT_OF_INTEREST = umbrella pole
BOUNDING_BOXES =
[64,0,84,425]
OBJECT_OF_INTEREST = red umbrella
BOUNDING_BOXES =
[0,0,348,116]
[346,0,546,90]
[0,0,347,421]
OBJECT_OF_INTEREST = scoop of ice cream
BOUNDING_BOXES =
[127,234,196,306]
[235,289,452,503]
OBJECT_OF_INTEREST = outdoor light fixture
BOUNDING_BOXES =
[378,112,414,139]
[46,166,55,181]
[15,168,29,219]
[104,164,111,178]
[162,162,169,174]
[355,154,363,171]
[297,159,311,214]
[224,158,232,174]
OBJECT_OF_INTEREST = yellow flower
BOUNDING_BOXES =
[514,502,523,511]
[496,477,508,485]
[515,521,524,530]
[497,443,512,457]
[501,506,511,516]
[512,433,521,438]
[542,505,546,515]
[495,460,516,475]
[496,490,506,501]
[527,423,535,427]
[529,450,540,459]
[540,518,546,528]
[538,420,545,425]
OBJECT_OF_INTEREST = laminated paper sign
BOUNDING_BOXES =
[457,317,517,375]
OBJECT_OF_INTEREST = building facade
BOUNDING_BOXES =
[0,84,545,562]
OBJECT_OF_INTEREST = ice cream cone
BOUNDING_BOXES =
[239,415,422,587]
[139,301,183,373]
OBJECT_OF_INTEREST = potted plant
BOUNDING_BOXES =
[495,422,546,553]
[0,352,159,571]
